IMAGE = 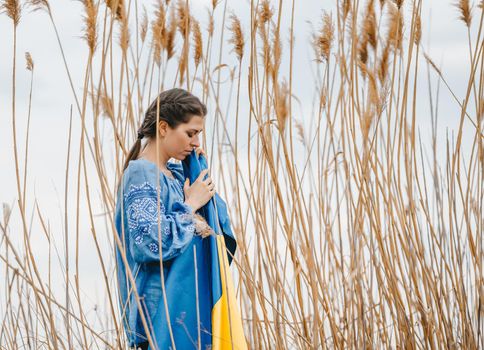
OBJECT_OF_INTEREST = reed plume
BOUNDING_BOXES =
[455,0,472,27]
[271,26,282,83]
[177,0,190,37]
[152,1,166,66]
[119,8,129,52]
[363,0,377,49]
[313,11,334,62]
[81,0,98,53]
[341,0,351,22]
[207,8,214,37]
[140,5,148,43]
[178,48,187,84]
[27,0,50,12]
[259,0,273,24]
[165,5,176,60]
[275,79,289,134]
[25,52,34,71]
[192,17,203,67]
[105,0,124,20]
[228,14,244,61]
[388,2,403,51]
[414,12,421,45]
[378,40,390,83]
[1,0,21,26]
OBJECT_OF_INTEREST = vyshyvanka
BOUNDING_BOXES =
[114,151,247,349]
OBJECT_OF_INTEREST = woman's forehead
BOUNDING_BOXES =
[184,115,204,129]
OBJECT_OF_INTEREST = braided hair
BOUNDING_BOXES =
[122,88,207,172]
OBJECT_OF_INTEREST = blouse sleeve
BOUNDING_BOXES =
[122,166,196,263]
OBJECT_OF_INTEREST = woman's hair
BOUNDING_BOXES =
[122,88,207,172]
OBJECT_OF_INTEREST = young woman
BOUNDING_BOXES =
[113,88,231,350]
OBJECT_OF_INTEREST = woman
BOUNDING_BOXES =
[113,88,236,350]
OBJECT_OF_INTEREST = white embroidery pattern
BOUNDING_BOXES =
[124,181,166,248]
[148,242,159,253]
[186,223,195,235]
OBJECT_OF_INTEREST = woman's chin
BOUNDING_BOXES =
[177,153,190,160]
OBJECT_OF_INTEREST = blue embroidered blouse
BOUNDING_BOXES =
[114,158,197,346]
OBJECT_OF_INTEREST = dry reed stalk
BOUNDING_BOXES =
[2,0,483,348]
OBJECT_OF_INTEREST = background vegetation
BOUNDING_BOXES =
[0,0,482,348]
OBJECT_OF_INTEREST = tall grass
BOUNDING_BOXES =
[1,0,483,348]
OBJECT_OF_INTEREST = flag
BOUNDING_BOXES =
[148,150,247,349]
[182,150,248,350]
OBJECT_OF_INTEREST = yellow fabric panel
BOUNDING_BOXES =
[212,235,248,350]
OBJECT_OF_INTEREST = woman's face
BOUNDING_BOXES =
[160,114,204,160]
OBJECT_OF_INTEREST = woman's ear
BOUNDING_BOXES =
[158,120,168,137]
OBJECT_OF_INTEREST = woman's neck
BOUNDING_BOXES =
[138,139,170,170]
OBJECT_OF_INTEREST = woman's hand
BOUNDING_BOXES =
[183,169,216,212]
[195,147,206,158]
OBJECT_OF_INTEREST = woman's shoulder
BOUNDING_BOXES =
[124,158,183,185]
[125,158,158,179]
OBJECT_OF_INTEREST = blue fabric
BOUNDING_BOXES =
[114,153,237,349]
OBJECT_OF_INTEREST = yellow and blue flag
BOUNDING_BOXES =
[149,150,247,349]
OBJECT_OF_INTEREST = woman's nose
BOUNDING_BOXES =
[191,134,200,147]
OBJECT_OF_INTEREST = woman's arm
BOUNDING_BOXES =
[122,167,196,263]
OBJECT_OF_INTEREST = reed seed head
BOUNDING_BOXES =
[341,0,351,21]
[1,0,21,26]
[152,1,166,66]
[81,0,98,53]
[275,79,289,134]
[177,0,190,37]
[27,0,50,13]
[119,14,129,52]
[25,52,33,71]
[455,0,472,27]
[414,13,421,45]
[192,17,203,67]
[207,8,214,37]
[313,11,334,62]
[140,5,148,43]
[258,0,273,25]
[388,2,403,51]
[228,14,244,61]
[105,0,124,20]
[166,6,177,60]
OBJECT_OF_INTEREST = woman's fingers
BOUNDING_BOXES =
[197,169,209,181]
[208,182,215,194]
[195,147,206,157]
